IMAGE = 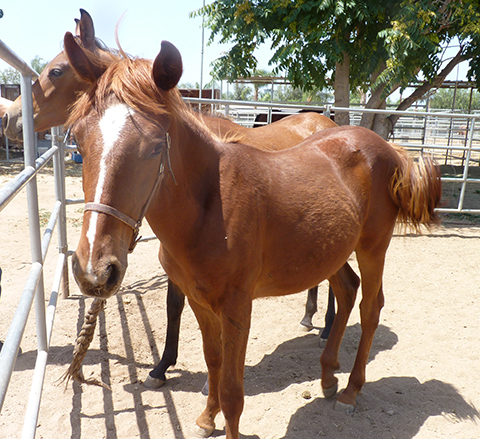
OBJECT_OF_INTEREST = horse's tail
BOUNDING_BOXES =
[389,146,442,232]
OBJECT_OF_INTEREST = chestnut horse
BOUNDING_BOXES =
[3,9,338,388]
[65,35,441,438]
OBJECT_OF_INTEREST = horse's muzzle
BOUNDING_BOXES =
[71,252,124,299]
[3,111,24,141]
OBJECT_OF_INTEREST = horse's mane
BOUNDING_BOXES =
[192,110,246,144]
[67,52,198,131]
[66,50,243,146]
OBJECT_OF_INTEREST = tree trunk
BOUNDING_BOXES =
[360,62,391,135]
[334,52,350,126]
[371,113,393,139]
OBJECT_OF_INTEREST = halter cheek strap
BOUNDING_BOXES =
[83,132,173,253]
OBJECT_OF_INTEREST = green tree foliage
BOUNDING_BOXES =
[0,56,48,84]
[224,82,254,100]
[31,56,48,75]
[0,67,20,84]
[269,84,333,103]
[429,88,480,110]
[193,0,480,137]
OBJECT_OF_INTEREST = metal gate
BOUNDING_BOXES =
[0,39,69,438]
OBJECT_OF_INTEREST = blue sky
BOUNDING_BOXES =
[0,1,470,94]
[0,1,233,86]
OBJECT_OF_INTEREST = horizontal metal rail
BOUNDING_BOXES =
[0,146,58,213]
[0,39,38,79]
[185,98,480,214]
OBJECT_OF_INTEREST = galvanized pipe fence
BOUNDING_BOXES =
[185,97,480,214]
[0,39,69,439]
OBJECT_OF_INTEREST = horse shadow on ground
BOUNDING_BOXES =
[15,281,397,399]
[12,275,169,374]
[240,321,398,397]
[11,282,478,439]
[154,322,398,402]
[279,377,479,439]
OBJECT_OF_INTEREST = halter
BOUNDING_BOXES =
[84,132,174,253]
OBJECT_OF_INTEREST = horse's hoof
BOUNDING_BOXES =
[190,424,214,438]
[299,322,313,332]
[319,337,328,348]
[322,382,338,398]
[334,400,355,414]
[143,374,165,389]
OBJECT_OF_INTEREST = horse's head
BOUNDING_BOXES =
[3,9,114,140]
[67,35,183,298]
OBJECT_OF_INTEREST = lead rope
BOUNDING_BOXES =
[59,298,110,390]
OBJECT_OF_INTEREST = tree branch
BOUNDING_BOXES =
[388,48,466,127]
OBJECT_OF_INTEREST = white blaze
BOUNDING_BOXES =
[85,103,130,278]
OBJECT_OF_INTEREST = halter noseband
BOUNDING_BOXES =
[83,133,173,253]
[84,202,142,252]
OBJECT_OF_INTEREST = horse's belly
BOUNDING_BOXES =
[254,218,360,298]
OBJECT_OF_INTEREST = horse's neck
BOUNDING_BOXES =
[173,115,222,179]
[148,117,222,238]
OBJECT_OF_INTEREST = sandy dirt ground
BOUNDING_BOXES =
[0,165,479,439]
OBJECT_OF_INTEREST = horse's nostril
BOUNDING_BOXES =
[105,262,121,292]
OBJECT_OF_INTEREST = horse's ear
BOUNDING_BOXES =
[64,32,105,83]
[75,9,96,51]
[152,41,183,91]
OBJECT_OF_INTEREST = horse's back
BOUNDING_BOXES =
[243,112,337,151]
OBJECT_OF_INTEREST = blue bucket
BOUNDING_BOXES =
[72,152,83,164]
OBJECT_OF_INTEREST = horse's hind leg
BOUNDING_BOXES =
[144,279,185,388]
[320,285,336,345]
[336,247,386,412]
[300,286,318,330]
[320,263,360,397]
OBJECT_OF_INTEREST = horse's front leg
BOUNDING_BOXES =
[188,298,223,437]
[219,296,252,439]
[144,279,185,388]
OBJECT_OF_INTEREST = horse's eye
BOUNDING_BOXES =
[151,142,164,157]
[49,68,63,78]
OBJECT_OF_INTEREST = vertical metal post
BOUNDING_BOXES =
[211,82,215,113]
[21,73,48,354]
[325,105,331,119]
[199,0,205,112]
[457,117,475,211]
[266,80,273,125]
[52,126,69,298]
